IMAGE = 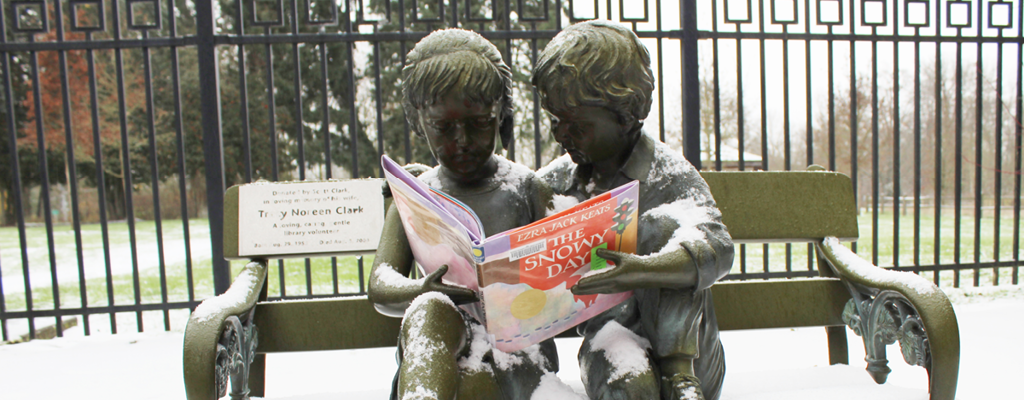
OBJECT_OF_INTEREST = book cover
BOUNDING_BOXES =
[381,155,637,352]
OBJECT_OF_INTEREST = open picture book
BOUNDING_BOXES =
[382,155,638,352]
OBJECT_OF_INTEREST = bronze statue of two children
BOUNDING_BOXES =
[368,21,735,400]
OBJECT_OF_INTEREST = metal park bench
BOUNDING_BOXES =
[182,170,959,400]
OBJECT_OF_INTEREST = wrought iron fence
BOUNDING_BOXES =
[0,0,1020,341]
[700,0,1022,287]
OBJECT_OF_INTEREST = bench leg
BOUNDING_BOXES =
[825,326,848,365]
[841,292,959,400]
[248,354,266,397]
[818,239,959,400]
[216,309,259,400]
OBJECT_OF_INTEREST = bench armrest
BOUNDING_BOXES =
[183,260,267,400]
[817,237,959,400]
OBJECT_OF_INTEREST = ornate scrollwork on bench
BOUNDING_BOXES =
[842,290,930,384]
[215,307,259,400]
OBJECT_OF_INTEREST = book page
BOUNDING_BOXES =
[381,156,485,321]
[477,181,639,352]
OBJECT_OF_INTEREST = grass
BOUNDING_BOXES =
[0,219,208,274]
[1,208,1021,321]
[1,255,375,312]
[1,219,373,316]
[729,209,1023,288]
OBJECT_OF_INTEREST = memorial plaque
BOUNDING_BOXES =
[236,179,384,257]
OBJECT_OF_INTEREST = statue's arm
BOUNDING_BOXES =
[367,203,421,317]
[684,208,734,292]
[666,170,736,291]
[368,203,478,317]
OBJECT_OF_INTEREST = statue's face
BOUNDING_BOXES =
[418,92,501,183]
[548,104,631,166]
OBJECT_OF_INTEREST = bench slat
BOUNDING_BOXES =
[253,297,402,353]
[252,279,851,353]
[711,279,850,330]
[701,171,859,243]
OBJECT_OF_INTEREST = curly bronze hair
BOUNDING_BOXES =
[402,28,514,150]
[532,21,655,135]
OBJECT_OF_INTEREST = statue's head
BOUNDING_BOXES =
[403,29,513,183]
[532,20,654,135]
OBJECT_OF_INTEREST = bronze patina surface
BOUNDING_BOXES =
[533,20,735,400]
[367,28,556,400]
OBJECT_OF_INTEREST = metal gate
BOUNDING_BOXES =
[0,0,1020,341]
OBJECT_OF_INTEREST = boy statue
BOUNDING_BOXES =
[533,21,735,400]
[367,29,561,400]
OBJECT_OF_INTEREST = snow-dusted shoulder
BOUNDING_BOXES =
[492,154,534,193]
[536,153,576,194]
[644,140,712,209]
[640,188,719,257]
[416,166,442,188]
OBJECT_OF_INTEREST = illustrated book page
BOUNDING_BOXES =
[381,155,638,352]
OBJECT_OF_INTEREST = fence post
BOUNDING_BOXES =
[680,0,701,169]
[195,0,231,295]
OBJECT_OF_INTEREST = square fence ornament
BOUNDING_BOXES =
[305,0,338,25]
[354,0,388,24]
[860,0,886,26]
[251,0,285,27]
[465,0,496,22]
[771,0,799,25]
[903,0,929,27]
[725,0,753,23]
[126,0,161,30]
[946,0,971,27]
[11,0,48,33]
[568,0,599,21]
[412,0,444,22]
[517,0,550,22]
[618,0,648,22]
[987,0,1012,29]
[69,0,105,32]
[816,0,843,26]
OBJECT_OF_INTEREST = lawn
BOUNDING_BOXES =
[0,220,373,319]
[730,209,1022,287]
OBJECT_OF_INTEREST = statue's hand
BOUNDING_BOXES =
[571,248,697,295]
[422,265,479,305]
[402,163,431,176]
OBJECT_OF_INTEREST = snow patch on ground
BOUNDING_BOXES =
[531,372,587,400]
